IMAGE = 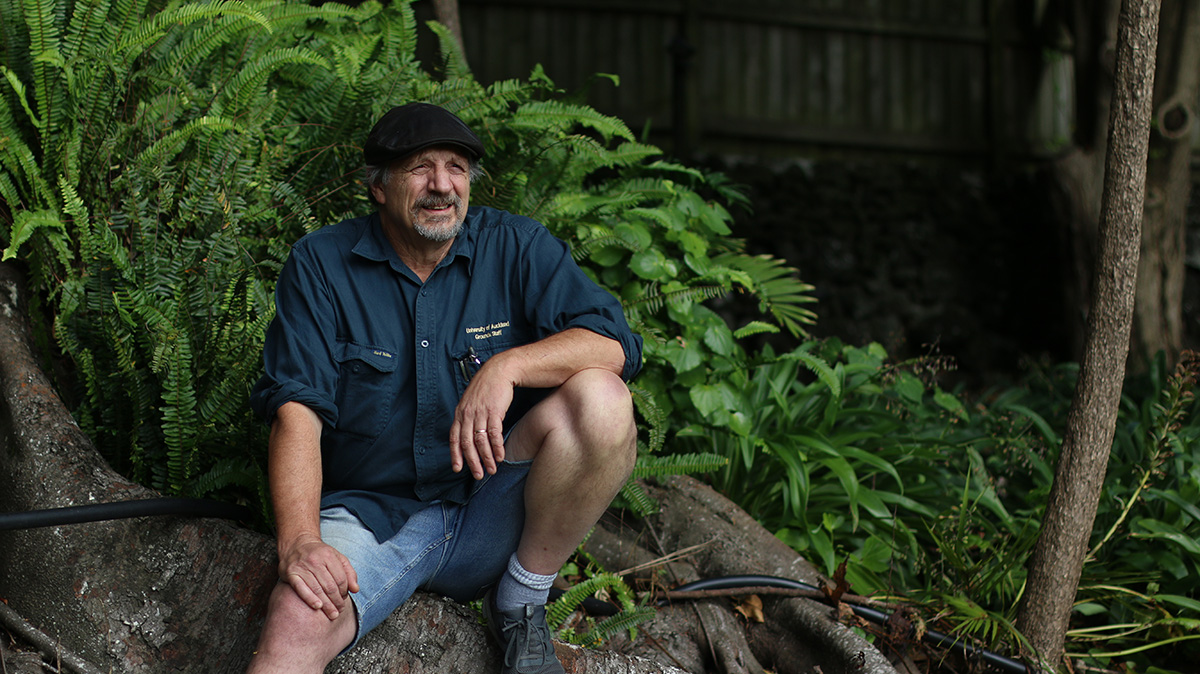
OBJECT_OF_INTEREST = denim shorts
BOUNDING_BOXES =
[320,460,531,647]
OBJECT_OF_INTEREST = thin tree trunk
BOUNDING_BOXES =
[1046,0,1120,360]
[1133,0,1199,369]
[1016,1,1161,671]
[432,0,466,61]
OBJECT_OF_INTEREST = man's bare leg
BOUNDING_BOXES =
[246,581,357,674]
[504,367,638,576]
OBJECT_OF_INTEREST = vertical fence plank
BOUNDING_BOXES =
[456,0,1064,159]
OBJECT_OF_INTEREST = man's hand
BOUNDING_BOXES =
[278,532,360,621]
[449,357,515,479]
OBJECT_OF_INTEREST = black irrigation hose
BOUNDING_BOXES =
[667,575,1029,674]
[0,497,253,531]
[0,503,1029,674]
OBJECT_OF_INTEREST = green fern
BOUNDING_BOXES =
[716,252,818,337]
[629,382,666,454]
[632,452,729,479]
[5,0,820,544]
[617,479,658,517]
[624,284,730,317]
[548,572,651,646]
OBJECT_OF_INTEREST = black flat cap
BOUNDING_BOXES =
[363,102,484,165]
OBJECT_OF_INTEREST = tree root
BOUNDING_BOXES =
[0,262,898,674]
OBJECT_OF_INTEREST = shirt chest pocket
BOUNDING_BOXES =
[334,342,399,439]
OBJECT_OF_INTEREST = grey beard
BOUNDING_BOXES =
[411,194,465,242]
[414,219,463,242]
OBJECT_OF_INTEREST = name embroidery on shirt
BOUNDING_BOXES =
[465,321,510,341]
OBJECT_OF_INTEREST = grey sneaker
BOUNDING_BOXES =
[483,591,566,674]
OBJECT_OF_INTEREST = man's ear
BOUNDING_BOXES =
[369,181,387,205]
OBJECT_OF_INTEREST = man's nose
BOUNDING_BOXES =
[427,165,455,193]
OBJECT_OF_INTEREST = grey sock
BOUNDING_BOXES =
[495,553,556,612]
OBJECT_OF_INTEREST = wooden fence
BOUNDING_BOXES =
[439,0,1069,163]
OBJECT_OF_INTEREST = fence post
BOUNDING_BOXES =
[670,0,698,159]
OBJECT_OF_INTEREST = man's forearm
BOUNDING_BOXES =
[268,401,325,554]
[486,327,625,389]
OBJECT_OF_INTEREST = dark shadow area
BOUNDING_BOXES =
[697,157,1092,391]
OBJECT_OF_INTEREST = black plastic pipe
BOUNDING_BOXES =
[668,575,1028,674]
[0,504,1028,674]
[0,497,253,531]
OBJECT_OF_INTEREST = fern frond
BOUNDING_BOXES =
[511,100,634,143]
[261,0,362,32]
[62,0,115,63]
[160,288,200,493]
[624,284,728,315]
[579,606,656,646]
[133,115,238,169]
[23,0,66,135]
[547,573,631,628]
[3,209,64,261]
[629,382,666,453]
[617,479,658,517]
[165,12,264,73]
[189,456,263,499]
[632,452,729,478]
[604,177,680,204]
[569,233,637,263]
[425,19,472,80]
[115,0,271,56]
[734,321,780,339]
[545,189,645,221]
[216,47,329,117]
[716,252,818,337]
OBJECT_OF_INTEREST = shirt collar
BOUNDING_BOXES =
[350,210,479,275]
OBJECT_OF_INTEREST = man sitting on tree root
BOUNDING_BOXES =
[245,103,642,674]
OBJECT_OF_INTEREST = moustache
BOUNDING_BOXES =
[414,194,462,210]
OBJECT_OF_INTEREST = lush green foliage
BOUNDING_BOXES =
[674,336,1200,669]
[0,0,810,517]
[6,0,1195,669]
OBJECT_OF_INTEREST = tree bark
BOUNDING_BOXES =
[1046,0,1195,370]
[432,0,467,61]
[1045,0,1120,360]
[1133,0,1199,369]
[0,259,897,674]
[1016,1,1161,672]
[0,261,675,674]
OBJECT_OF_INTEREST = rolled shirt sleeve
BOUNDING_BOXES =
[250,238,342,426]
[517,224,642,382]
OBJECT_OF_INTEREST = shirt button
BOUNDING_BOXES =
[421,340,429,348]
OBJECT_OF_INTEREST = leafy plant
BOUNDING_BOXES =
[548,570,655,647]
[2,0,813,524]
[675,334,1200,669]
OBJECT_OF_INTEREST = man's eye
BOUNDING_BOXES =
[447,164,466,175]
[407,164,431,175]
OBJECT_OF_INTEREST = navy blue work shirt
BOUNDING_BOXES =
[250,206,642,542]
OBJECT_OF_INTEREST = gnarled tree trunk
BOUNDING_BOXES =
[0,259,896,674]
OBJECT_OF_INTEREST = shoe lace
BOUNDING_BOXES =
[501,609,549,668]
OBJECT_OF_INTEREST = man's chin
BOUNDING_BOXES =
[414,219,464,243]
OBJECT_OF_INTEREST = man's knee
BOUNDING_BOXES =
[562,369,635,435]
[510,369,636,467]
[561,368,632,414]
[254,581,356,665]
